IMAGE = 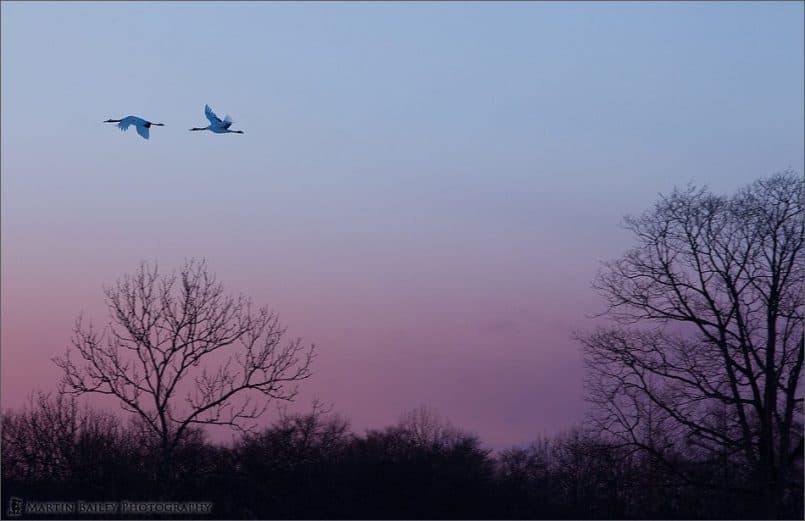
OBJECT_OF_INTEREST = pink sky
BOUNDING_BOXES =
[2,2,802,449]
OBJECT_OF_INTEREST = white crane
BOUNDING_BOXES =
[189,105,245,134]
[104,116,164,140]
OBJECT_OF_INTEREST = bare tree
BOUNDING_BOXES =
[580,171,803,518]
[397,405,462,448]
[54,259,315,487]
[1,392,124,485]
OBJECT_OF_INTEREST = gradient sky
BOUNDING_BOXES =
[2,1,803,448]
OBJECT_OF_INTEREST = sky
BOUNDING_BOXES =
[2,1,803,449]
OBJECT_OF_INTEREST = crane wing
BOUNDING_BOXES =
[135,124,150,140]
[205,104,223,126]
[221,115,233,129]
[117,117,133,131]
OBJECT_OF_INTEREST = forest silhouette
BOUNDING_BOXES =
[2,171,803,520]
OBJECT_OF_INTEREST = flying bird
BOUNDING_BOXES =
[104,116,164,140]
[190,105,245,134]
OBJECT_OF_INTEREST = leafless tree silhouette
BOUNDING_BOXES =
[53,259,315,488]
[1,392,124,485]
[580,171,803,518]
[397,405,463,448]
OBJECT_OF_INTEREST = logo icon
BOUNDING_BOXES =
[7,497,23,517]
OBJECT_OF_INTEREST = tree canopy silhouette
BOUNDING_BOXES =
[53,259,315,487]
[581,171,804,518]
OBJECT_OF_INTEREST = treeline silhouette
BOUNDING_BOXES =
[3,171,803,519]
[3,394,802,519]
